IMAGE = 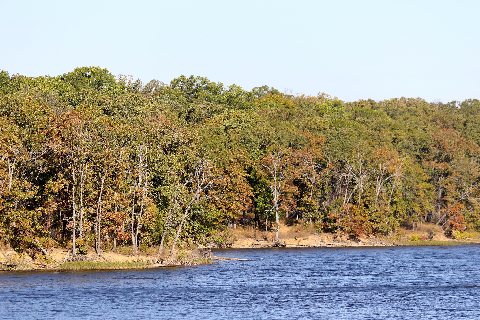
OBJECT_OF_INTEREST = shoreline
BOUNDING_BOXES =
[2,224,480,272]
[0,248,211,273]
[2,240,479,273]
[223,238,480,250]
[226,235,480,250]
[225,223,480,249]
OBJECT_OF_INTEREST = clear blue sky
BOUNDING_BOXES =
[1,0,479,101]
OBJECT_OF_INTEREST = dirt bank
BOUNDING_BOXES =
[227,223,480,249]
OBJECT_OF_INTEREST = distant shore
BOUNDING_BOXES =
[227,224,480,249]
[228,234,479,249]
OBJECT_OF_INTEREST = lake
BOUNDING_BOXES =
[1,245,480,319]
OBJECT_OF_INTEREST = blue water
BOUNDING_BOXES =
[1,245,480,319]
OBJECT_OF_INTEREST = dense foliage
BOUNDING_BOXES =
[1,67,479,256]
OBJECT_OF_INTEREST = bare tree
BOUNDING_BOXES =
[95,173,106,255]
[130,145,149,255]
[170,158,212,256]
[263,151,285,244]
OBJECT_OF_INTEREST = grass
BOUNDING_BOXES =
[58,260,152,271]
[395,239,474,246]
[452,230,480,240]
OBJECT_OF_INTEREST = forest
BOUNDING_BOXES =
[1,67,480,258]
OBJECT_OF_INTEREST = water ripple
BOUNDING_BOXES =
[1,245,480,319]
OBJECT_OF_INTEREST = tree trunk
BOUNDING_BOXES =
[79,163,86,239]
[7,158,15,192]
[71,167,77,256]
[170,181,204,256]
[271,155,281,243]
[158,231,166,257]
[134,177,147,256]
[170,207,190,256]
[169,159,210,257]
[131,187,137,255]
[95,175,105,255]
[132,145,148,255]
[158,204,174,257]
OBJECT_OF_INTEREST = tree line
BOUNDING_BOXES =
[1,67,479,257]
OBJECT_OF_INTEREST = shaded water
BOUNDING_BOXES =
[1,245,480,319]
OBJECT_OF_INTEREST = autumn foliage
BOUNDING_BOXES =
[1,68,480,256]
